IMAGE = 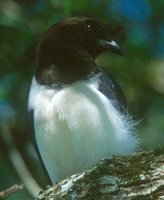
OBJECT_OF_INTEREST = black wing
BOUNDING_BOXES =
[27,110,52,184]
[98,68,127,113]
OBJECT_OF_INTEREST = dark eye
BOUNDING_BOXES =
[84,21,102,37]
[86,24,92,32]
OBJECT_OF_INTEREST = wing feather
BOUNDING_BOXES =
[98,68,127,113]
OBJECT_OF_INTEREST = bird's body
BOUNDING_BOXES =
[28,17,139,184]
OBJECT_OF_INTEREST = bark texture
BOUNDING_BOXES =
[35,149,164,200]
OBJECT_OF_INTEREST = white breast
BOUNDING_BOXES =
[28,75,139,183]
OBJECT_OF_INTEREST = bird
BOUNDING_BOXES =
[27,17,139,184]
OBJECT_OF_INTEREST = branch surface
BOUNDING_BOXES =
[36,149,164,200]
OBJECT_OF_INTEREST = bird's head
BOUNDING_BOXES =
[36,17,124,85]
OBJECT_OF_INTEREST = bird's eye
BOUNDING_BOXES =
[86,24,92,32]
[84,22,101,37]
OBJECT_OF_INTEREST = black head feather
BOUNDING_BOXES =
[36,17,123,85]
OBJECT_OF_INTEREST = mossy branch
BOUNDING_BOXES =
[35,149,164,200]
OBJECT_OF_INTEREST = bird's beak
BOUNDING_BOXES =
[98,39,124,56]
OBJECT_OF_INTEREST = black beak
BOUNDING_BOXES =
[98,39,124,56]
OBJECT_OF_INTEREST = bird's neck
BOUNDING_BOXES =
[35,44,98,86]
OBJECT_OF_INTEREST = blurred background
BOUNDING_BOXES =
[0,0,164,199]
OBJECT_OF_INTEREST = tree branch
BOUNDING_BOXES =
[0,123,42,197]
[0,184,23,200]
[35,148,164,200]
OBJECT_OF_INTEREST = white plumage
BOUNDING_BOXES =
[28,73,139,183]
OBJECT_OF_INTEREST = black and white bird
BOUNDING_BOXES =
[28,17,139,184]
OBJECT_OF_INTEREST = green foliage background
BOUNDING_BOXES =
[0,0,164,199]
